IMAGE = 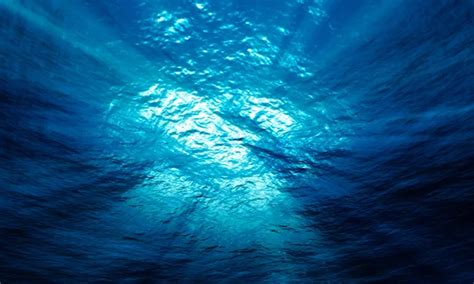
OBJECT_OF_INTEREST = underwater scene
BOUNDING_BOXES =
[1,0,473,282]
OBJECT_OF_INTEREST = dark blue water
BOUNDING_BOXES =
[1,0,473,282]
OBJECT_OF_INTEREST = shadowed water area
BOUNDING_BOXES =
[1,0,473,282]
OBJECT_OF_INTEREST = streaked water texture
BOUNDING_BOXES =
[1,0,473,282]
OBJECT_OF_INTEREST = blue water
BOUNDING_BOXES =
[1,0,473,282]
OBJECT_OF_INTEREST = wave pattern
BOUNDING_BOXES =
[1,0,473,282]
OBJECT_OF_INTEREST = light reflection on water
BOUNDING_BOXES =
[106,0,350,248]
[87,0,356,258]
[132,83,315,249]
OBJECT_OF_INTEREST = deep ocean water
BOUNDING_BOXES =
[1,0,473,282]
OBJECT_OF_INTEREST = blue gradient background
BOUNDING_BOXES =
[1,0,473,282]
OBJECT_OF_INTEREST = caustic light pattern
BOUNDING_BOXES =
[1,0,474,282]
